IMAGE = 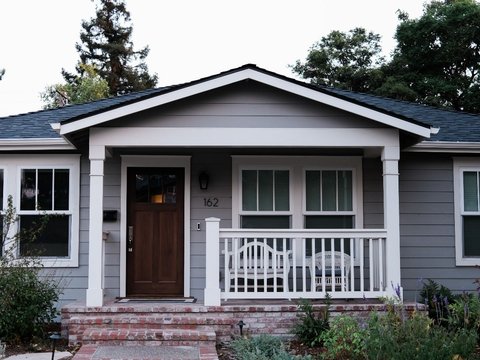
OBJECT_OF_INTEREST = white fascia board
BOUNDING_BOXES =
[0,138,75,151]
[407,141,480,153]
[90,127,399,148]
[59,68,431,138]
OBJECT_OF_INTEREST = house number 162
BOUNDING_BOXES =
[203,198,219,207]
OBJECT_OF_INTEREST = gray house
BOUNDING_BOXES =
[1,64,479,311]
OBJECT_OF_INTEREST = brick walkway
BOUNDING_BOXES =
[72,344,219,360]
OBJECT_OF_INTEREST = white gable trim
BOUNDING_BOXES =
[59,68,431,138]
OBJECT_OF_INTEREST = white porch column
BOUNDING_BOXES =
[382,146,402,299]
[204,217,221,306]
[86,145,106,307]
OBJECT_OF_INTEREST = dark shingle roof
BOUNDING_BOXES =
[319,86,480,142]
[0,64,479,143]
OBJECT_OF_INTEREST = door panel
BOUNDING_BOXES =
[127,167,184,297]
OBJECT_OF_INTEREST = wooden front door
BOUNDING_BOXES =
[126,167,184,297]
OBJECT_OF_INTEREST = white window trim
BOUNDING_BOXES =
[232,156,363,230]
[453,158,480,266]
[0,154,80,267]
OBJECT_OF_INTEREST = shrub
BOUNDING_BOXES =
[320,315,366,360]
[419,279,454,326]
[0,256,59,343]
[364,311,478,360]
[448,292,480,341]
[0,196,60,343]
[292,297,330,347]
[230,334,311,360]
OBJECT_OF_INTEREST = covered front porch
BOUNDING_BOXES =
[53,66,436,308]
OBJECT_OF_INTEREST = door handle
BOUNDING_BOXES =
[128,226,133,252]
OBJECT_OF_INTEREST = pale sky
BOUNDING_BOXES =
[0,1,426,117]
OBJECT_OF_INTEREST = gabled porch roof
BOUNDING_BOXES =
[53,64,433,139]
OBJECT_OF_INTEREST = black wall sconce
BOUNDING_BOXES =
[199,172,209,190]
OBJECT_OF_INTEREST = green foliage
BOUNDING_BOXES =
[292,0,480,113]
[291,28,385,92]
[364,311,478,360]
[0,196,60,343]
[41,64,109,109]
[448,292,480,334]
[391,0,480,112]
[231,335,311,360]
[0,260,59,342]
[419,279,455,326]
[292,297,330,347]
[64,0,157,96]
[320,315,366,360]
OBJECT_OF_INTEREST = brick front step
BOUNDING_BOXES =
[80,328,216,346]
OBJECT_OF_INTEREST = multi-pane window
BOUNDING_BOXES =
[304,170,355,255]
[19,168,71,257]
[461,171,480,257]
[241,169,290,229]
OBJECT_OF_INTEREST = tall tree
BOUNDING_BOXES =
[291,28,386,92]
[64,0,157,96]
[41,64,109,109]
[382,0,480,112]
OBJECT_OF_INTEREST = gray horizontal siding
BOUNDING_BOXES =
[111,82,382,130]
[399,153,479,299]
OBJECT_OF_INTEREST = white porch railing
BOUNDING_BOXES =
[204,217,389,306]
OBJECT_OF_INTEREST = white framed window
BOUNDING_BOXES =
[232,156,363,231]
[303,168,357,256]
[454,158,480,266]
[0,155,80,267]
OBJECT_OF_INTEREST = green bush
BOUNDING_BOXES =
[364,311,478,360]
[448,292,480,340]
[320,315,366,360]
[0,195,60,343]
[0,258,59,342]
[230,334,311,360]
[419,279,454,326]
[292,297,330,347]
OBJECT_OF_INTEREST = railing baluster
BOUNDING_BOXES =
[253,238,258,293]
[369,238,374,291]
[321,238,326,293]
[340,238,345,292]
[311,238,316,293]
[233,237,238,293]
[302,237,306,292]
[350,237,354,292]
[330,238,335,293]
[273,238,277,292]
[360,237,364,292]
[379,237,384,291]
[283,237,287,293]
[224,237,229,294]
[263,238,267,293]
[292,237,297,292]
